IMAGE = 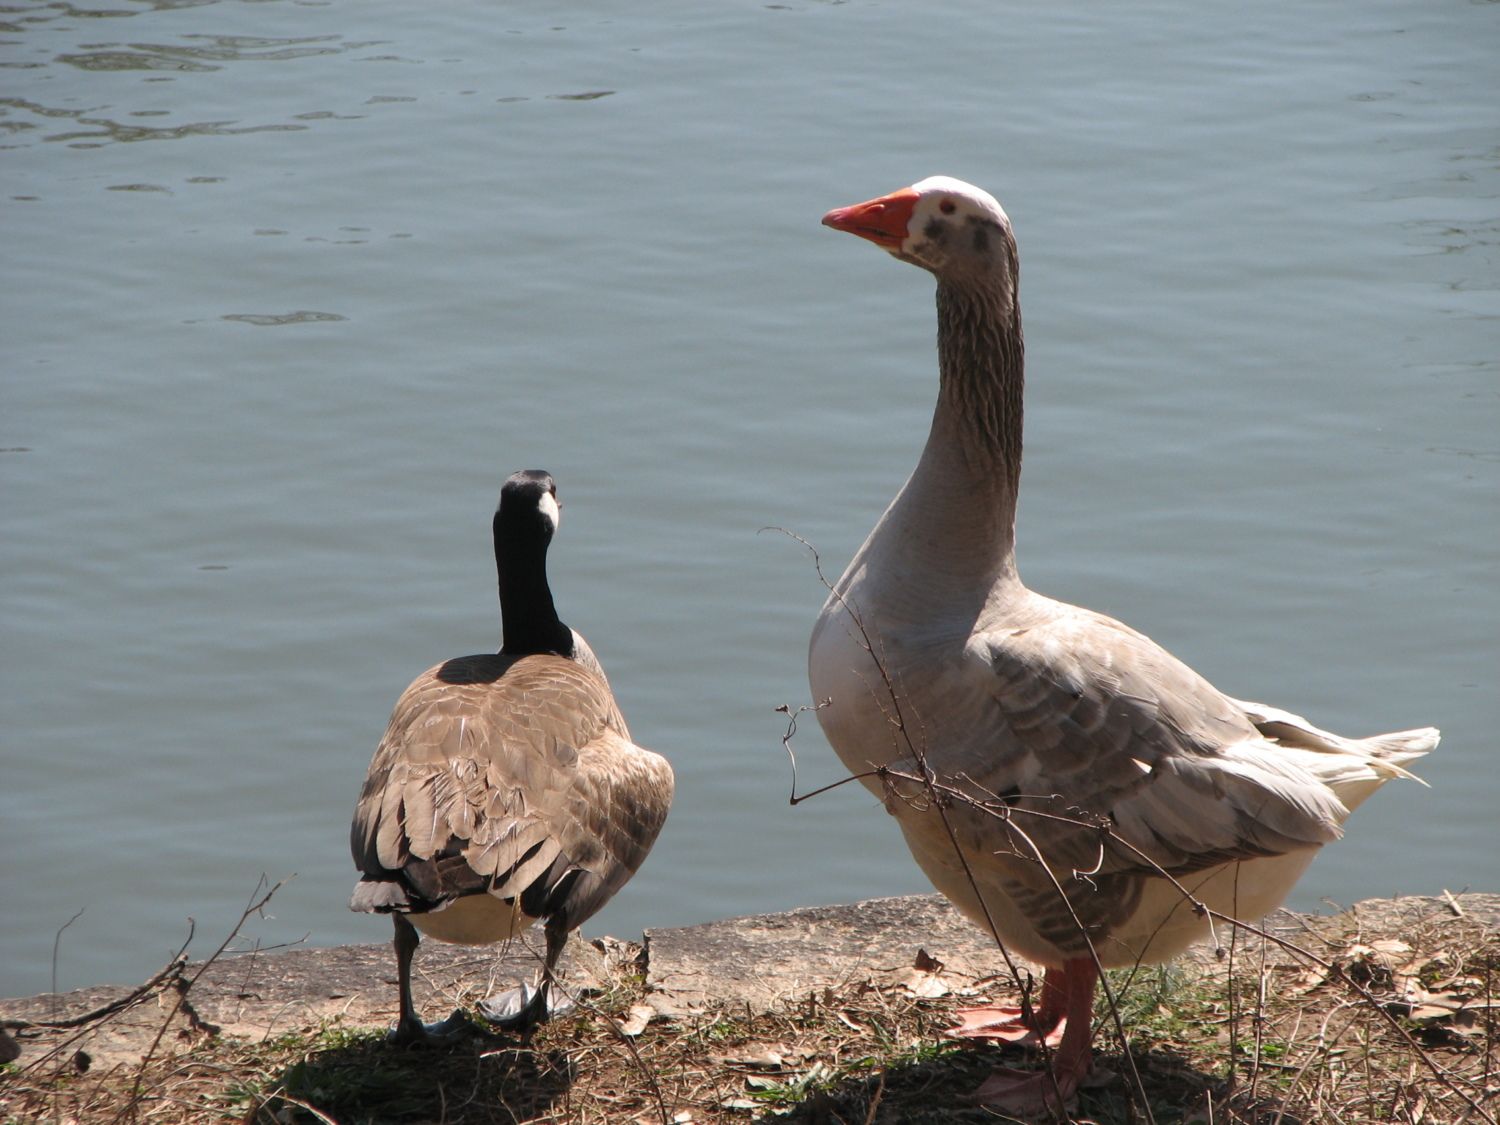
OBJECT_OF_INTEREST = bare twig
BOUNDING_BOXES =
[777,529,1494,1125]
[113,875,292,1125]
[50,907,87,1013]
[4,947,190,1033]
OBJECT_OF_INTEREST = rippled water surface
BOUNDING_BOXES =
[2,0,1496,996]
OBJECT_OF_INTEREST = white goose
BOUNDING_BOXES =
[351,470,674,1043]
[808,177,1437,1111]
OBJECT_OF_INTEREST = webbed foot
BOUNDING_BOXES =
[388,1008,472,1045]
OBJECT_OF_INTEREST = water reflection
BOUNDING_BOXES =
[58,115,306,144]
[58,35,351,72]
[221,310,348,326]
[58,47,216,71]
[3,5,627,153]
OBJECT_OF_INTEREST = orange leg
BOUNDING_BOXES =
[970,957,1098,1113]
[946,964,1068,1047]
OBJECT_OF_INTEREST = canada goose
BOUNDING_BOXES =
[808,177,1437,1110]
[351,470,673,1044]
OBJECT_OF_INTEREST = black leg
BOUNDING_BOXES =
[477,922,571,1036]
[528,921,570,1035]
[389,914,424,1043]
[388,914,468,1045]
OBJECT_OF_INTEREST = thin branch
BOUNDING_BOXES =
[776,700,884,806]
[778,529,1492,1124]
[50,907,86,1010]
[113,874,292,1125]
[5,942,191,1033]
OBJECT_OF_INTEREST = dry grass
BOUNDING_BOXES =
[3,900,1495,1125]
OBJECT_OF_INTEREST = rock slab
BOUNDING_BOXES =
[3,892,1494,1070]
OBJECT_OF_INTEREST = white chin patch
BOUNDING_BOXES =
[538,491,560,532]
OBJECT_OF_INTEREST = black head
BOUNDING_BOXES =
[494,469,572,657]
[496,469,560,543]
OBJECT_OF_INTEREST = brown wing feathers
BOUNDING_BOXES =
[350,652,670,929]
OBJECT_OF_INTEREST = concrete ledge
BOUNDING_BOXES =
[4,892,1495,1070]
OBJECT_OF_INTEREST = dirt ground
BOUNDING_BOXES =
[3,894,1496,1125]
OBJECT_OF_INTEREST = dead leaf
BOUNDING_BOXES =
[617,1004,654,1037]
[714,1042,798,1070]
[1409,1002,1461,1022]
[836,1010,866,1033]
[1288,965,1328,997]
[1340,943,1397,987]
[903,970,951,999]
[913,948,944,973]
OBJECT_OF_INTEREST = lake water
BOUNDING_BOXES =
[2,0,1496,999]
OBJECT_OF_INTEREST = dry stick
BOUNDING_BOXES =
[1265,1008,1306,1124]
[1227,869,1243,1095]
[1238,869,1252,1092]
[772,530,1029,980]
[908,770,1498,1123]
[567,988,671,1125]
[887,793,1480,1115]
[7,926,200,1093]
[889,772,1189,1117]
[49,907,86,1019]
[775,529,1043,995]
[112,874,291,1125]
[773,531,1078,1116]
[266,1092,340,1125]
[792,534,1188,1122]
[1186,916,1490,1118]
[898,764,1496,1107]
[1245,917,1271,1107]
[972,806,1155,1123]
[483,928,672,1125]
[861,1067,887,1125]
[781,531,1494,1122]
[781,712,1043,1039]
[1274,1004,1358,1125]
[4,949,191,1034]
[777,701,883,807]
[1485,950,1496,1110]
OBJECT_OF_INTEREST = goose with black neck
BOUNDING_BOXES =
[350,470,673,1044]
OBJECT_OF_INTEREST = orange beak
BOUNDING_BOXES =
[821,187,919,250]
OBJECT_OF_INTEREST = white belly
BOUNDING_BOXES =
[808,612,888,783]
[408,895,535,946]
[809,592,951,787]
[901,811,1321,968]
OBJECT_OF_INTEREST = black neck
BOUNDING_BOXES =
[494,512,574,657]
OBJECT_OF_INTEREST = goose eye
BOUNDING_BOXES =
[939,198,956,215]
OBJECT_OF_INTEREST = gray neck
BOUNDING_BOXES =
[934,279,1024,488]
[894,274,1025,591]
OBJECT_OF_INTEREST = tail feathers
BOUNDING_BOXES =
[1232,698,1439,784]
[1361,727,1441,776]
[350,877,412,914]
